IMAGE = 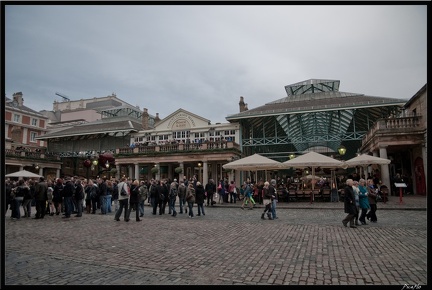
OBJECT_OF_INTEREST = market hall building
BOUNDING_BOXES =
[28,79,426,196]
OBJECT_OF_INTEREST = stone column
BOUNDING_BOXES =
[116,165,120,180]
[39,167,44,177]
[203,161,208,186]
[155,163,160,180]
[128,165,133,180]
[379,146,391,195]
[56,168,61,179]
[134,164,139,181]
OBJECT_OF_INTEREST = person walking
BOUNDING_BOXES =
[106,180,113,214]
[352,180,361,226]
[270,179,278,220]
[217,179,225,204]
[34,177,48,219]
[186,183,196,218]
[52,178,64,215]
[61,177,75,219]
[205,179,216,206]
[47,180,55,216]
[358,178,370,225]
[126,179,141,222]
[177,181,187,214]
[241,182,254,210]
[112,180,119,213]
[74,179,84,217]
[84,179,93,214]
[98,178,108,215]
[366,179,378,223]
[114,177,130,222]
[195,181,206,216]
[157,180,169,215]
[149,180,159,215]
[168,179,178,217]
[21,180,33,218]
[138,181,148,217]
[261,181,274,219]
[12,179,26,220]
[342,179,357,228]
[228,180,237,204]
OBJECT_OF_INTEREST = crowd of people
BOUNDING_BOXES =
[6,172,382,226]
[342,178,379,228]
[5,174,282,222]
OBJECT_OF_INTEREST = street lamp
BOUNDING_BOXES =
[289,153,295,160]
[337,145,346,156]
[198,162,202,183]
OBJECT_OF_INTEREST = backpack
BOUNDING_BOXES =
[120,183,128,196]
[169,187,178,198]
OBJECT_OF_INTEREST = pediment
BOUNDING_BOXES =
[154,108,210,131]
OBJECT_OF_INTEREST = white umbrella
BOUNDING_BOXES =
[344,154,391,167]
[5,169,43,178]
[222,153,281,171]
[301,174,321,180]
[223,153,281,183]
[344,154,391,180]
[281,151,345,202]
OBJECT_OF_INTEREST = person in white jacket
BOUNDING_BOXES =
[114,177,130,222]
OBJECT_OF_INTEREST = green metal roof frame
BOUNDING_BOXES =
[227,79,407,161]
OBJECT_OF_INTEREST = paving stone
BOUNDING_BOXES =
[4,196,427,285]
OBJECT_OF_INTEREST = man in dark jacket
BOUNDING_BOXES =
[205,179,216,206]
[34,177,48,219]
[342,179,357,228]
[74,179,84,217]
[62,177,75,218]
[98,178,108,214]
[149,180,159,215]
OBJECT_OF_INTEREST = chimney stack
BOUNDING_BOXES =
[239,96,248,112]
[142,108,149,129]
[13,92,24,106]
[155,113,160,123]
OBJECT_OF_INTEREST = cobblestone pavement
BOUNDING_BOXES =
[4,196,427,286]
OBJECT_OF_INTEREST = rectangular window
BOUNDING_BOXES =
[30,132,37,142]
[159,134,169,141]
[31,118,38,126]
[13,114,20,122]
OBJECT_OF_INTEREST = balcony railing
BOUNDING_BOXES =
[5,149,60,160]
[362,115,422,146]
[117,140,240,155]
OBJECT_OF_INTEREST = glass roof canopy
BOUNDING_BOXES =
[226,79,407,161]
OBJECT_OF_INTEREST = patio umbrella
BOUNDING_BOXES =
[301,174,321,180]
[5,170,43,178]
[222,153,282,171]
[344,154,391,167]
[280,151,345,202]
[344,154,391,179]
[223,153,281,182]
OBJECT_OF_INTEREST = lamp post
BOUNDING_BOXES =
[198,162,202,183]
[337,145,347,157]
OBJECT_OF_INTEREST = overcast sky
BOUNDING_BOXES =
[4,4,427,124]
